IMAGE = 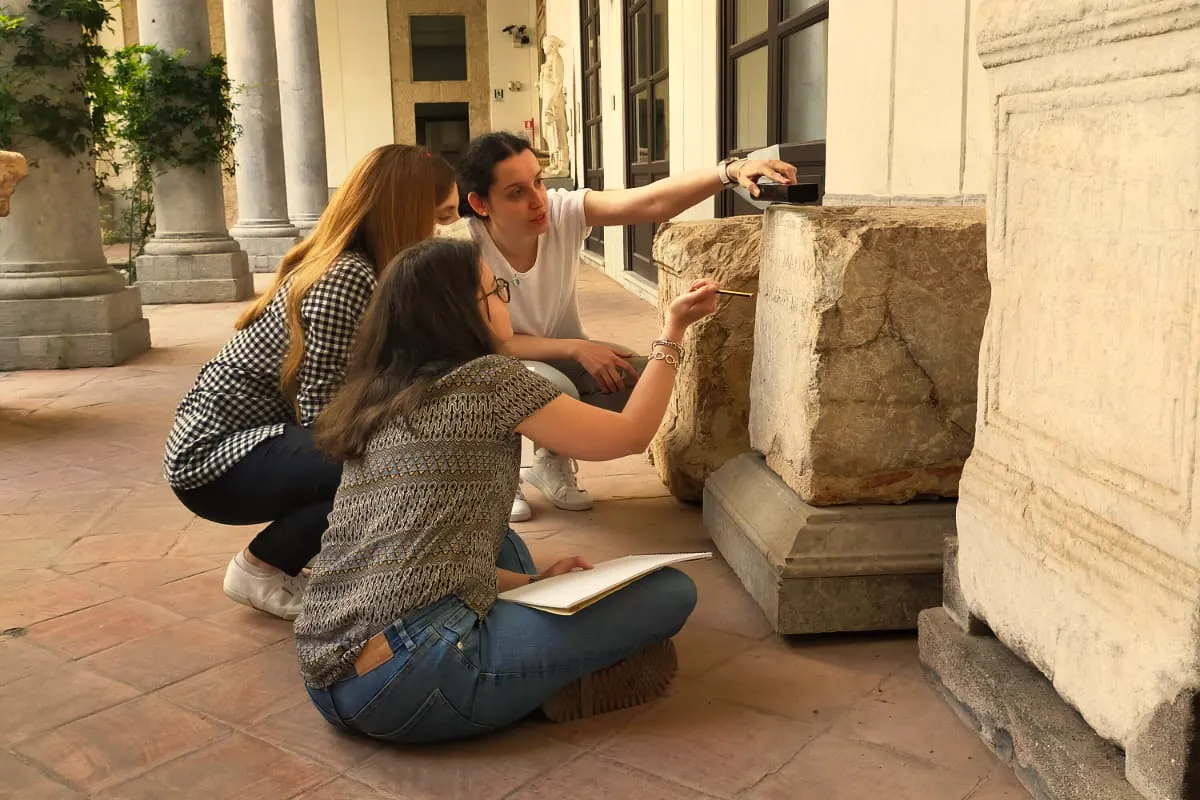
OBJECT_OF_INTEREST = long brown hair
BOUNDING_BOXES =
[315,238,498,462]
[235,145,455,400]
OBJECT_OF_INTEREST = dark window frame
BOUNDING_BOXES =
[624,0,669,283]
[718,0,828,216]
[580,0,604,255]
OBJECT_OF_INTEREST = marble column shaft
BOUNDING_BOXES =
[0,5,150,368]
[225,0,300,270]
[274,0,330,237]
[135,0,253,303]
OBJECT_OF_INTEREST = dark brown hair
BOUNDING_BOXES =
[315,238,497,461]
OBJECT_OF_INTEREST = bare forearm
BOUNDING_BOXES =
[615,323,686,450]
[503,333,579,362]
[640,169,724,220]
[497,568,533,592]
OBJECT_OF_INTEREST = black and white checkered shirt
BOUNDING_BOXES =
[163,251,377,491]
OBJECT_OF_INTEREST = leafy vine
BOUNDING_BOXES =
[0,1,241,283]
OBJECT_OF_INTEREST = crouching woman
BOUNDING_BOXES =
[295,237,718,742]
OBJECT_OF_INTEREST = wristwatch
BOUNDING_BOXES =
[717,157,741,186]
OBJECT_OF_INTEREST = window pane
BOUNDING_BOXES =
[633,89,650,163]
[734,0,768,42]
[410,16,467,82]
[632,8,649,82]
[587,124,601,170]
[652,83,669,162]
[651,0,668,74]
[782,20,828,143]
[783,0,824,18]
[733,46,768,150]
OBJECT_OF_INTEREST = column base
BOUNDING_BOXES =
[0,287,151,370]
[136,250,254,305]
[702,452,951,634]
[230,226,301,273]
[919,607,1143,800]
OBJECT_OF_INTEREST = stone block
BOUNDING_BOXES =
[650,215,763,502]
[0,287,151,370]
[136,250,254,304]
[703,453,950,634]
[945,5,1200,798]
[750,204,989,506]
[231,233,299,273]
[919,607,1143,800]
[0,151,29,216]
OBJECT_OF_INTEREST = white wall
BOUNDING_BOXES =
[825,0,990,202]
[316,0,395,187]
[486,0,542,135]
[668,0,718,221]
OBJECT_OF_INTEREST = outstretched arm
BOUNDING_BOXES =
[582,158,797,227]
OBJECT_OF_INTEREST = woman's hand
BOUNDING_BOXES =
[537,555,593,580]
[729,159,797,197]
[572,340,640,394]
[667,279,720,330]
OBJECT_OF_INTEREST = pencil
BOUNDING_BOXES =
[716,289,754,297]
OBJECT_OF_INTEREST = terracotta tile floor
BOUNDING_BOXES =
[0,268,1027,799]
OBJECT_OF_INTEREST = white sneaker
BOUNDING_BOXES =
[222,553,308,621]
[521,449,594,511]
[510,485,532,522]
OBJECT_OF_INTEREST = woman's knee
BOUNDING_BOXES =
[645,567,698,633]
[522,360,581,400]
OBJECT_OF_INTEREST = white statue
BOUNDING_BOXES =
[539,35,569,177]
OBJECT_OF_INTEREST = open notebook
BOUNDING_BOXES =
[498,552,712,615]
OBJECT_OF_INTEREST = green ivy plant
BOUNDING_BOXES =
[108,45,240,280]
[0,0,113,162]
[0,0,240,284]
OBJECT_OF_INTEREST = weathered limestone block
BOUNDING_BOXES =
[651,215,763,502]
[920,3,1200,799]
[750,205,990,505]
[0,151,29,216]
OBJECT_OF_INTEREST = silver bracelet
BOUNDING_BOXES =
[652,338,685,359]
[648,350,681,370]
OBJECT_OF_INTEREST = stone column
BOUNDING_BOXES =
[703,205,989,635]
[135,0,253,304]
[274,0,329,237]
[225,0,300,270]
[0,10,150,369]
[918,3,1200,799]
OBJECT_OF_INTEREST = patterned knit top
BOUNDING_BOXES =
[294,354,561,688]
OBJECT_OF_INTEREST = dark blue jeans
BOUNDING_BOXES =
[306,529,697,743]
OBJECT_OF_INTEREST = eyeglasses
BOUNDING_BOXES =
[482,277,511,304]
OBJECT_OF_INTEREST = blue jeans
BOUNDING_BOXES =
[306,529,697,743]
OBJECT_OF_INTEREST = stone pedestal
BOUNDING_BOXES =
[918,3,1200,799]
[750,205,990,505]
[0,10,150,370]
[226,0,300,270]
[705,454,949,634]
[274,0,329,237]
[136,0,253,303]
[702,204,989,634]
[650,215,763,502]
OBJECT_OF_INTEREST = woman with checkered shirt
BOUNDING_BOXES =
[163,145,460,621]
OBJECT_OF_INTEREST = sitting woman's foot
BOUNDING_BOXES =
[521,449,593,512]
[222,550,308,620]
[510,485,532,523]
[541,639,678,722]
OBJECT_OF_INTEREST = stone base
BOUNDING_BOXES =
[0,287,151,369]
[703,453,951,634]
[136,250,254,305]
[232,234,300,273]
[919,607,1143,800]
[543,176,575,191]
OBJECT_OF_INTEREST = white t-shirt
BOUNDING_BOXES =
[466,188,591,340]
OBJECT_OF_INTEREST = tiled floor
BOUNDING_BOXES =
[0,268,1028,799]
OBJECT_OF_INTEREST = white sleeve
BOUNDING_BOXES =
[548,188,592,246]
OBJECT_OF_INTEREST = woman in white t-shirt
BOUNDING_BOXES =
[458,132,796,522]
